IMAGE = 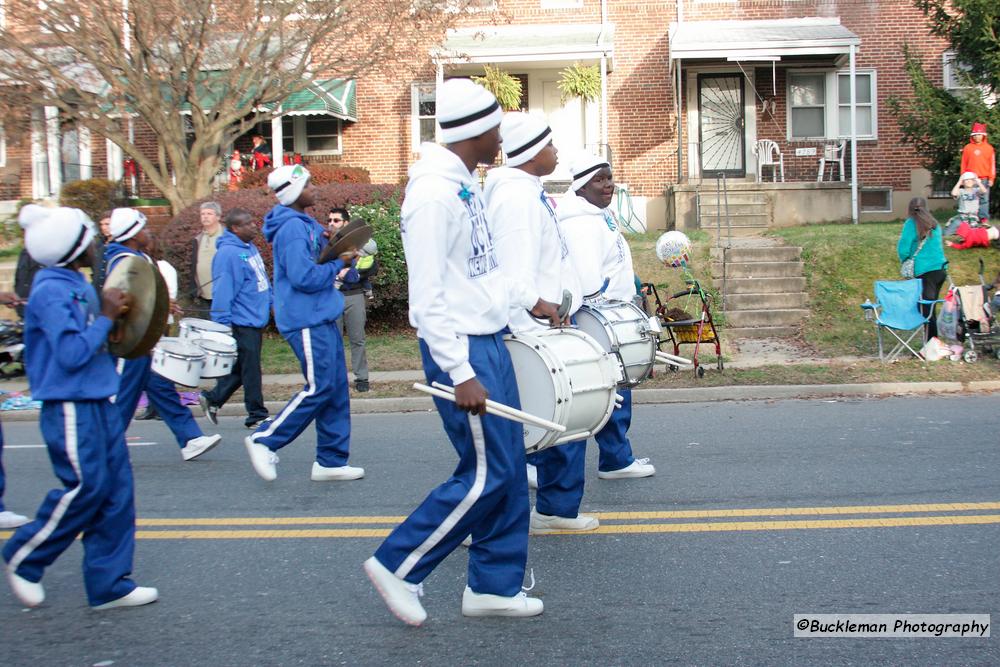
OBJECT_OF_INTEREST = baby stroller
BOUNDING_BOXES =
[950,259,1000,362]
[642,280,723,378]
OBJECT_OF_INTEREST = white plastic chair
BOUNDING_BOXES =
[753,140,784,182]
[817,140,846,182]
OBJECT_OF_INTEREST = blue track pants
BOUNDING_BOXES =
[115,356,202,448]
[374,334,529,597]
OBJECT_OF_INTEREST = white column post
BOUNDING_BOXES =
[30,107,48,198]
[79,125,92,180]
[271,111,283,166]
[44,105,61,197]
[600,54,609,163]
[435,63,445,144]
[106,139,123,181]
[850,44,858,225]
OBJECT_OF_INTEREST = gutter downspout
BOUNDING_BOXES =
[598,0,609,161]
[850,43,858,225]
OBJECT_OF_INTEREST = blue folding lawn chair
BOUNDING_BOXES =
[860,279,942,362]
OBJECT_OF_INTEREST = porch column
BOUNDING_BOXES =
[44,105,61,197]
[271,110,283,166]
[106,138,123,181]
[79,125,92,180]
[435,63,445,144]
[849,44,858,225]
[676,59,683,183]
[30,107,48,199]
[600,54,609,162]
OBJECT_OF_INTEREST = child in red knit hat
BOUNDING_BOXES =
[960,122,995,222]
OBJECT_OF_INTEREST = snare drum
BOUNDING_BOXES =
[151,337,205,387]
[179,317,232,342]
[197,338,238,378]
[576,300,658,386]
[504,328,619,454]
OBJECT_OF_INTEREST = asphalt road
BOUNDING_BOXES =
[1,395,998,666]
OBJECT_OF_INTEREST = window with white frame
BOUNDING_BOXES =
[942,50,972,90]
[411,82,436,151]
[258,116,342,155]
[787,69,877,140]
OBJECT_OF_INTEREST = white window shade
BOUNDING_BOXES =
[789,74,825,138]
[787,69,877,140]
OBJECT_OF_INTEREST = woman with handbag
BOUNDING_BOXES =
[897,197,948,338]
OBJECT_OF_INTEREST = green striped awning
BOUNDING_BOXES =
[267,79,357,122]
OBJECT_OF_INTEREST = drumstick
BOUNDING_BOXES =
[414,382,566,433]
[656,351,693,366]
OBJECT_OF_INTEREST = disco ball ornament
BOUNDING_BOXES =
[655,231,691,268]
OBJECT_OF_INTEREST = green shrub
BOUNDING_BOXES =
[348,193,408,327]
[58,179,123,221]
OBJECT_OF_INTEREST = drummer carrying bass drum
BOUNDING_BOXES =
[484,112,599,535]
[558,154,655,480]
[363,80,562,626]
[104,208,222,461]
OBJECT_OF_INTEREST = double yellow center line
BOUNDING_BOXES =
[4,501,993,540]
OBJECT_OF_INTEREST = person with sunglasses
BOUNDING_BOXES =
[328,207,377,392]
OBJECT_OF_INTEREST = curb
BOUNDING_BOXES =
[2,381,998,422]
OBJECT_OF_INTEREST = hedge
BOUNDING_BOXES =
[238,164,371,190]
[59,179,124,222]
[160,183,407,327]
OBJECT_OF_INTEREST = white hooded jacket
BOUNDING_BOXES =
[484,166,582,331]
[556,193,635,301]
[402,143,538,384]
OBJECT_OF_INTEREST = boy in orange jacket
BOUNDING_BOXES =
[960,122,996,222]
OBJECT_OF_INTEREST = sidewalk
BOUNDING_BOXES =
[1,338,996,422]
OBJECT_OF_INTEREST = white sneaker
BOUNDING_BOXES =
[461,587,543,618]
[0,510,30,529]
[597,457,655,480]
[529,508,599,535]
[363,557,427,626]
[6,569,44,607]
[180,434,222,461]
[91,586,159,610]
[526,464,538,490]
[310,462,365,481]
[244,436,278,481]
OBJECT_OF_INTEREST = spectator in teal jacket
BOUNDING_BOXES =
[897,197,948,338]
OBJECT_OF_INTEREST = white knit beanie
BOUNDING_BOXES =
[436,79,502,144]
[268,164,311,206]
[17,204,51,230]
[109,207,148,242]
[24,207,96,268]
[501,112,553,167]
[568,153,611,193]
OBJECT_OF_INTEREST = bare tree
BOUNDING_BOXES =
[0,0,469,213]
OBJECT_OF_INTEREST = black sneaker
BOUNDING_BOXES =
[199,393,219,425]
[136,406,161,421]
[246,417,272,430]
[354,379,370,393]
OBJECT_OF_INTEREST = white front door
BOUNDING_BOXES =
[542,79,584,182]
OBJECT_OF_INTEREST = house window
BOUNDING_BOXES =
[789,73,826,139]
[860,187,892,213]
[787,69,877,140]
[302,117,341,153]
[837,72,874,138]
[411,82,436,151]
[942,50,971,90]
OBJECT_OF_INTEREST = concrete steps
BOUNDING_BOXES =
[713,242,809,338]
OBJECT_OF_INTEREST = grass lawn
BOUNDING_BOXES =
[262,329,421,374]
[770,214,997,357]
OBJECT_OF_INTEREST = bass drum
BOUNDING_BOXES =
[504,328,619,454]
[575,300,658,386]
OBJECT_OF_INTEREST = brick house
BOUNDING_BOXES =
[2,0,956,230]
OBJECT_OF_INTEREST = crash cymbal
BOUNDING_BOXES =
[104,255,170,359]
[319,220,373,264]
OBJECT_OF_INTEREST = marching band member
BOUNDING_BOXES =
[4,207,157,610]
[104,209,222,462]
[364,80,560,626]
[558,155,655,480]
[244,165,363,482]
[484,112,596,534]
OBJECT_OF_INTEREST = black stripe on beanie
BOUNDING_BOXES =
[56,225,90,266]
[114,216,144,241]
[572,162,610,182]
[274,180,291,193]
[506,127,552,158]
[439,100,501,129]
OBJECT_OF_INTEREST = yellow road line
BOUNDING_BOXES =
[96,513,1000,539]
[127,501,1000,527]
